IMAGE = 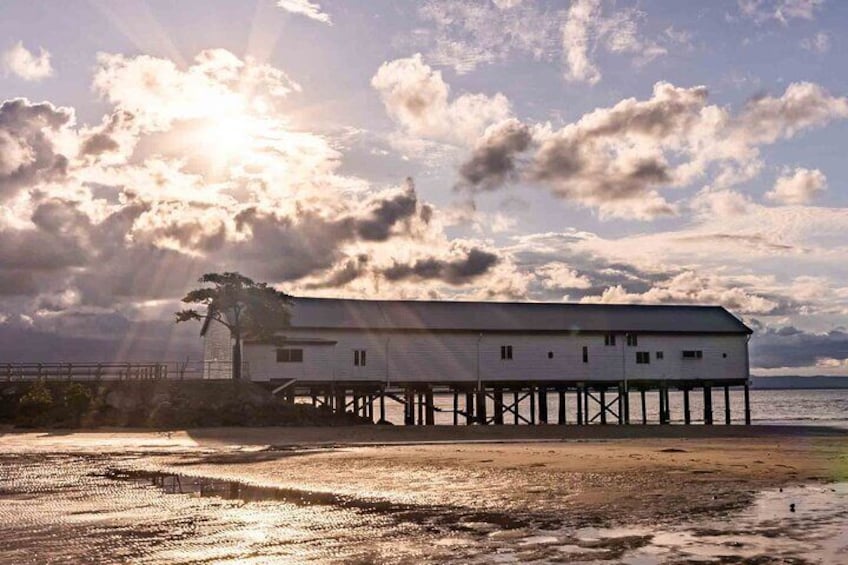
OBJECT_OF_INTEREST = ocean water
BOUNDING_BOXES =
[376,388,848,428]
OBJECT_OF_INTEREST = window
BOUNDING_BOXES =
[682,350,703,360]
[500,345,513,360]
[547,351,554,359]
[276,348,303,363]
[656,351,664,360]
[604,334,616,346]
[626,334,638,347]
[354,349,367,366]
[582,346,588,363]
[636,351,650,364]
[722,353,727,358]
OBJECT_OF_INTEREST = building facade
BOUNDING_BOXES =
[203,297,752,385]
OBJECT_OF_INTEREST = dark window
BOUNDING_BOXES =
[500,345,513,360]
[582,346,588,363]
[276,348,303,363]
[682,350,703,359]
[656,351,664,360]
[354,349,367,366]
[626,334,638,347]
[604,334,616,346]
[722,353,727,358]
[547,351,554,359]
[636,351,650,364]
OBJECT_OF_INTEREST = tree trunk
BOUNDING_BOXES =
[232,335,242,380]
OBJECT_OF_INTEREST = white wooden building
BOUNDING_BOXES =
[201,297,753,425]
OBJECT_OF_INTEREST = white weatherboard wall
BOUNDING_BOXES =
[243,329,749,383]
[202,320,232,379]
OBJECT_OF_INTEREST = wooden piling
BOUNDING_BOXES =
[617,383,624,425]
[424,388,435,425]
[744,383,751,425]
[476,388,487,425]
[335,388,346,416]
[538,386,548,424]
[558,389,566,425]
[379,390,386,423]
[683,387,691,425]
[600,387,607,425]
[529,385,536,425]
[452,390,459,426]
[404,388,414,425]
[513,391,520,424]
[577,386,584,425]
[724,385,731,425]
[703,385,713,425]
[493,387,504,425]
[465,390,475,425]
[640,388,647,425]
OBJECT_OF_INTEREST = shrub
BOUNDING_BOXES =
[17,381,54,427]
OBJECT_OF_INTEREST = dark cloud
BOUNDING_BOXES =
[0,315,202,363]
[0,98,72,200]
[382,247,499,285]
[80,132,119,156]
[79,110,134,157]
[457,119,532,191]
[750,327,848,369]
[355,180,419,241]
[305,255,369,289]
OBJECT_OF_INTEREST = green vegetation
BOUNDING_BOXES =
[0,380,365,428]
[176,272,293,380]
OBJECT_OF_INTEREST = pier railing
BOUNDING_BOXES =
[0,361,248,382]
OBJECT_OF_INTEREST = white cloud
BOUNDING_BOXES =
[458,80,848,220]
[276,0,331,25]
[2,42,53,81]
[562,0,602,84]
[766,167,827,204]
[371,54,511,145]
[580,271,781,315]
[738,0,825,24]
[800,31,830,53]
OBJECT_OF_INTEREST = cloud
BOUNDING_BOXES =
[0,98,73,201]
[456,80,848,220]
[382,246,500,285]
[750,326,848,369]
[562,0,602,84]
[2,42,53,81]
[579,270,781,315]
[737,0,825,24]
[276,0,332,24]
[371,54,511,145]
[92,48,300,132]
[766,167,827,204]
[457,119,533,191]
[561,0,670,84]
[800,31,831,53]
[413,0,563,74]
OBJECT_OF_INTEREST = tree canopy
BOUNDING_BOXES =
[176,272,293,379]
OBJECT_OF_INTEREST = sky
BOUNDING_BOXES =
[0,0,847,375]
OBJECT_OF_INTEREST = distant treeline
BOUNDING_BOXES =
[752,376,848,390]
[0,381,368,428]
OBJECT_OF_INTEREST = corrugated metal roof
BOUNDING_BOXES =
[288,297,752,334]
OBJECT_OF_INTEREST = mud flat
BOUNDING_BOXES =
[1,425,846,563]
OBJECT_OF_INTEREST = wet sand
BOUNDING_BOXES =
[1,425,847,563]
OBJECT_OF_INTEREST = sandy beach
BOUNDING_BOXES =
[1,425,847,563]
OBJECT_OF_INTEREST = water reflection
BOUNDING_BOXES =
[1,455,846,564]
